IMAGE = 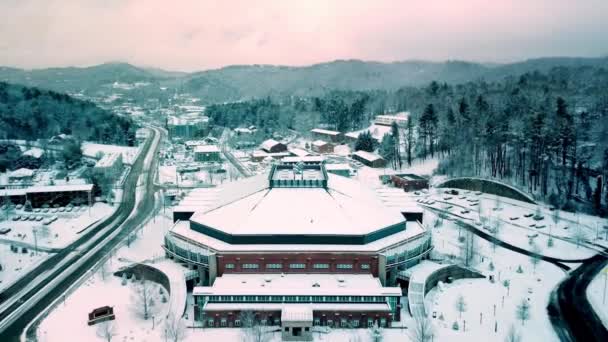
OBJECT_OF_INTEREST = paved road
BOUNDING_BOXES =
[547,254,608,342]
[0,126,162,341]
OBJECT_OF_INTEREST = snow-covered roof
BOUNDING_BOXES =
[26,184,93,193]
[312,140,329,147]
[94,153,122,168]
[288,148,309,157]
[325,163,351,171]
[194,145,220,153]
[190,173,405,236]
[169,218,427,253]
[282,156,324,164]
[9,168,34,178]
[0,188,27,197]
[375,188,423,213]
[345,124,392,141]
[23,147,44,158]
[203,303,391,313]
[194,273,402,297]
[260,139,282,151]
[311,128,340,136]
[353,150,384,162]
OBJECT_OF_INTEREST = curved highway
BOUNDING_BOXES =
[0,126,162,341]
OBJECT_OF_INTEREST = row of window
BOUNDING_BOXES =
[205,317,387,328]
[201,295,389,304]
[223,263,372,270]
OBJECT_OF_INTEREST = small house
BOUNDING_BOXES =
[352,151,385,168]
[260,139,287,153]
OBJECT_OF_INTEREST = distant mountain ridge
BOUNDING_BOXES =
[1,57,607,102]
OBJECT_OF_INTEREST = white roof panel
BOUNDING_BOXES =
[194,273,401,297]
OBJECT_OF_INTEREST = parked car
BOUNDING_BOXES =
[12,215,21,221]
[0,228,11,235]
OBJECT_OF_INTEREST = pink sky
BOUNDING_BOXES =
[0,0,607,71]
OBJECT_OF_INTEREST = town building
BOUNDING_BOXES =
[167,116,209,139]
[374,112,409,127]
[163,161,431,331]
[260,139,288,153]
[311,140,333,154]
[324,163,352,178]
[93,153,124,180]
[310,128,342,143]
[345,125,392,144]
[390,174,429,192]
[194,145,221,163]
[352,151,386,168]
[12,184,94,207]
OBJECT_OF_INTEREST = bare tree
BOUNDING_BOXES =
[409,317,434,342]
[515,298,531,326]
[96,321,117,342]
[99,260,110,281]
[460,230,476,267]
[455,294,467,319]
[529,243,542,273]
[505,325,522,342]
[163,313,188,342]
[572,226,588,248]
[240,311,266,342]
[132,276,154,320]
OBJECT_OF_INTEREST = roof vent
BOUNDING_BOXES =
[241,280,247,284]
[264,277,272,283]
[312,282,320,288]
[280,273,285,278]
[337,277,345,283]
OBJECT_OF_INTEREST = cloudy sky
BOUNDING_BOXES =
[1,0,607,71]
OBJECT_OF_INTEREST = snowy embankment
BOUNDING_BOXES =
[587,267,608,329]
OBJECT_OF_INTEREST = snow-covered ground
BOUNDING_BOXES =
[0,244,48,292]
[422,188,604,260]
[427,209,565,342]
[36,212,175,342]
[587,267,608,328]
[0,203,115,249]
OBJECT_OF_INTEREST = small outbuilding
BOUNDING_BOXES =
[261,139,287,153]
[194,145,221,162]
[311,140,333,154]
[352,151,386,168]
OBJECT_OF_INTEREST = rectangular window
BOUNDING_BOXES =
[242,263,259,269]
[265,263,282,269]
[353,320,360,327]
[337,263,353,269]
[233,296,243,302]
[234,320,241,327]
[224,263,235,269]
[360,263,370,269]
[298,296,310,302]
[313,263,329,269]
[285,296,297,302]
[271,296,283,302]
[289,263,306,269]
[338,296,350,302]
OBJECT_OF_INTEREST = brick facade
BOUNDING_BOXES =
[217,253,380,277]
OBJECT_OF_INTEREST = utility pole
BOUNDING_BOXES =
[33,227,38,256]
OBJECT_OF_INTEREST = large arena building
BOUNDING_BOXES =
[163,161,432,334]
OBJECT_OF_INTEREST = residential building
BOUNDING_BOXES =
[352,151,386,168]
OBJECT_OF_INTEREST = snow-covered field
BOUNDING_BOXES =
[0,203,115,249]
[0,244,48,292]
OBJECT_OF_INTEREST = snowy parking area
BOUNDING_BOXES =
[0,203,115,249]
[0,244,48,292]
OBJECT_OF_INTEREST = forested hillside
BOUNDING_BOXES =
[208,65,608,213]
[2,57,607,104]
[0,82,136,144]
